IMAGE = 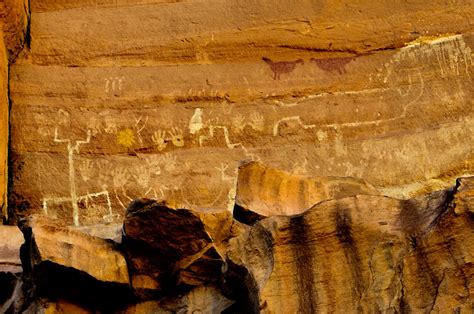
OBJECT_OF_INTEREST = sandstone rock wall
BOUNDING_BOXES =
[0,0,29,222]
[1,1,474,312]
[0,31,7,221]
[0,0,29,61]
[7,0,474,226]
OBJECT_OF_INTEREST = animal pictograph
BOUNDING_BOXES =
[262,57,304,80]
[310,56,355,74]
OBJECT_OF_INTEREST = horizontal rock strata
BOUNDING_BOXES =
[7,0,474,226]
[1,0,473,312]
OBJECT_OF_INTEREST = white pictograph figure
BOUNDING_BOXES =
[189,108,204,134]
[272,70,424,138]
[111,167,132,210]
[192,110,241,149]
[134,116,148,144]
[53,127,90,226]
[187,108,261,160]
[273,116,317,136]
[42,128,115,226]
[105,76,125,94]
[215,163,238,212]
[199,124,242,149]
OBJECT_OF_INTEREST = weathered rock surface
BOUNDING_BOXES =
[20,215,131,311]
[1,167,474,312]
[0,30,7,222]
[1,0,473,313]
[7,0,474,226]
[0,225,24,313]
[0,0,29,60]
[123,199,232,298]
[235,161,379,220]
[0,225,22,273]
[237,178,474,313]
[1,0,29,222]
[122,286,233,314]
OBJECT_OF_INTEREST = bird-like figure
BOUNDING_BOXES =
[310,56,354,74]
[262,57,304,80]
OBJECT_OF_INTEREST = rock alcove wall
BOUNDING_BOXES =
[0,0,473,313]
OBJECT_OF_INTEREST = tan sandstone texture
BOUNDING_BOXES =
[0,31,7,221]
[6,0,474,226]
[1,0,474,313]
[0,0,29,221]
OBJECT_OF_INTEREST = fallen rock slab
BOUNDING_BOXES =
[122,285,233,314]
[123,199,232,299]
[0,225,23,273]
[20,215,131,311]
[0,225,24,313]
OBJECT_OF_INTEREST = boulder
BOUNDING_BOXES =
[122,285,233,314]
[20,215,131,311]
[235,181,474,313]
[0,225,24,313]
[122,199,232,298]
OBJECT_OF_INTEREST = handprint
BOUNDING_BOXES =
[87,117,102,136]
[133,165,151,189]
[104,117,117,134]
[231,114,246,134]
[169,127,184,147]
[111,167,131,188]
[78,160,94,182]
[151,130,167,151]
[161,153,178,173]
[249,112,265,132]
[145,155,162,175]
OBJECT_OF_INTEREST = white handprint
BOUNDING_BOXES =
[231,114,246,134]
[169,127,185,147]
[249,112,265,132]
[151,130,168,151]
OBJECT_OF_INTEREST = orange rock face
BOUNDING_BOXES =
[1,165,474,312]
[230,176,474,313]
[236,161,379,218]
[0,32,7,221]
[0,0,29,221]
[1,0,473,312]
[5,0,473,226]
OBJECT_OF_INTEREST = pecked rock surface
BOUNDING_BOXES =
[6,0,474,226]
